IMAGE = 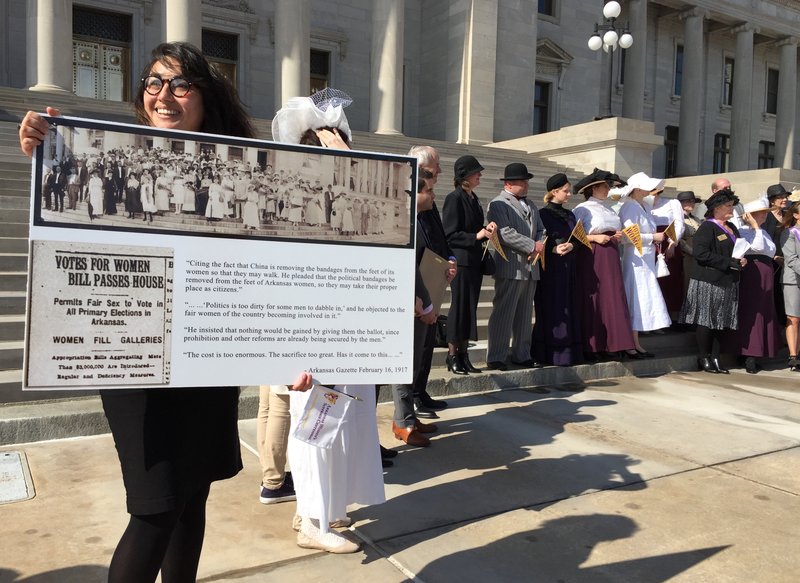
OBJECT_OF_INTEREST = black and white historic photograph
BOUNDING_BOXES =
[36,117,416,247]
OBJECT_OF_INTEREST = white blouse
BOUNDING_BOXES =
[573,197,621,234]
[648,197,685,241]
[738,226,777,258]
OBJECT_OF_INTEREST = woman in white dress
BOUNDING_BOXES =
[271,90,384,554]
[648,188,686,316]
[242,179,261,229]
[87,169,104,218]
[154,168,171,213]
[341,198,355,234]
[330,195,345,233]
[140,171,156,223]
[616,172,671,356]
[205,174,227,221]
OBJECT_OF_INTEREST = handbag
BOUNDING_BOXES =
[656,253,670,278]
[481,250,496,276]
[434,315,448,348]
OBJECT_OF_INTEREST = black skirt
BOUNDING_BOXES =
[102,386,242,515]
[446,264,483,342]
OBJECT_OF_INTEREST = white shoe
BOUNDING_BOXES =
[293,514,352,532]
[297,523,360,554]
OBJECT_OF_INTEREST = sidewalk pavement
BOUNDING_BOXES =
[1,368,799,582]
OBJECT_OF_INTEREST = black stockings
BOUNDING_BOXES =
[108,484,210,583]
[696,325,721,358]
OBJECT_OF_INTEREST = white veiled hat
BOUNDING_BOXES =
[743,195,770,213]
[271,88,353,145]
[609,184,633,199]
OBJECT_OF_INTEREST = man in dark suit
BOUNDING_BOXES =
[47,165,68,212]
[485,163,545,370]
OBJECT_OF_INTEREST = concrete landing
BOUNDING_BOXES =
[0,368,798,582]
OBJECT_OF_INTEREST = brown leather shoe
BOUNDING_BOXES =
[414,420,438,434]
[392,422,431,447]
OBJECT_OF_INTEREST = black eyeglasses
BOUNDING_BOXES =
[142,75,193,97]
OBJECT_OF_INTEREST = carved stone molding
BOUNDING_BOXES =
[203,0,254,13]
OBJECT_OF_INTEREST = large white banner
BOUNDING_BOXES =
[24,116,417,389]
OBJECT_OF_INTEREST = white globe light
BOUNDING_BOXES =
[603,30,619,46]
[588,35,603,51]
[603,1,622,19]
[619,33,634,49]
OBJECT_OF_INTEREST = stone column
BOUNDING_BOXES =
[370,0,404,135]
[729,23,757,171]
[165,0,201,46]
[676,8,706,177]
[274,0,310,108]
[29,0,73,93]
[775,37,798,169]
[457,0,498,145]
[622,0,647,120]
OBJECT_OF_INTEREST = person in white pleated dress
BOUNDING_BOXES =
[271,89,385,554]
[616,172,671,355]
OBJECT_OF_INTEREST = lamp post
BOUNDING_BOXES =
[588,1,633,119]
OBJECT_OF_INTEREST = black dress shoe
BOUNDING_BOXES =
[698,357,719,373]
[413,399,439,419]
[419,393,448,410]
[511,358,543,368]
[460,353,482,373]
[712,358,729,374]
[381,458,394,468]
[446,354,469,375]
[486,361,507,371]
[623,350,643,360]
[744,356,758,374]
[380,445,398,459]
[635,349,655,358]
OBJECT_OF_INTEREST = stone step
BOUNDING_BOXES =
[0,239,28,254]
[2,224,27,238]
[0,209,28,223]
[0,292,26,315]
[0,328,25,356]
[0,196,31,209]
[0,273,26,292]
[0,254,27,272]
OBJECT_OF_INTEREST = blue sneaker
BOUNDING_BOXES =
[259,480,296,505]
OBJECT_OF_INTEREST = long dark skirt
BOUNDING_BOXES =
[446,264,483,342]
[533,253,583,365]
[576,237,635,353]
[730,257,782,357]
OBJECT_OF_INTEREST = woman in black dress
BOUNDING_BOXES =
[441,155,497,374]
[678,188,747,373]
[532,173,583,365]
[19,42,257,583]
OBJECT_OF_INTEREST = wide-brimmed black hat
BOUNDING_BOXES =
[574,168,626,195]
[677,191,702,204]
[766,183,791,199]
[703,188,739,217]
[546,173,569,192]
[454,155,484,181]
[500,162,533,181]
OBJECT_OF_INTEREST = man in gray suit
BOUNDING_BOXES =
[486,163,545,370]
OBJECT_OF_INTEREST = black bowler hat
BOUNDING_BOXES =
[500,162,533,181]
[677,191,702,204]
[766,183,790,199]
[454,155,484,181]
[546,173,569,192]
[703,188,739,218]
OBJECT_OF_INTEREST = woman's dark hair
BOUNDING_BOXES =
[780,201,800,232]
[134,42,255,138]
[298,127,352,148]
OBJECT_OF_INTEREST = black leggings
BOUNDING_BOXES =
[696,325,723,358]
[108,483,210,583]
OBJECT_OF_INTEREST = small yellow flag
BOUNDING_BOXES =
[664,221,678,244]
[568,219,592,250]
[532,236,547,271]
[489,230,508,261]
[623,223,643,255]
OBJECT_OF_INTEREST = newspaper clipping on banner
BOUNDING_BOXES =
[24,116,417,389]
